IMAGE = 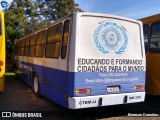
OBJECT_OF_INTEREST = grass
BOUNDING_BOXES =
[5,72,15,76]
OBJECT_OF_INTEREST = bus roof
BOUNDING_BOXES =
[76,12,139,23]
[140,14,160,24]
[14,12,140,42]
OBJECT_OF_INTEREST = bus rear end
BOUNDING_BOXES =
[0,12,5,92]
[68,13,146,109]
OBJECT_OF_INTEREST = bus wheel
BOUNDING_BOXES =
[33,75,41,97]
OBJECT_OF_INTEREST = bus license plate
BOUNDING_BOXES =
[107,86,120,92]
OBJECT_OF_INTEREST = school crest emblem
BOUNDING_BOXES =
[93,21,128,57]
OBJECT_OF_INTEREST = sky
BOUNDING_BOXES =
[0,0,13,11]
[75,0,160,19]
[0,0,160,20]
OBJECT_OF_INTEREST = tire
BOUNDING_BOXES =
[33,74,41,97]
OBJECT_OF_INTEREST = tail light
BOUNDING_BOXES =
[75,88,91,94]
[134,85,144,90]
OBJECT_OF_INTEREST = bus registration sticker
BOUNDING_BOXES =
[107,86,120,92]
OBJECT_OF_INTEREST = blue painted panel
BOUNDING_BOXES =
[17,60,145,107]
[73,71,145,97]
[20,61,69,107]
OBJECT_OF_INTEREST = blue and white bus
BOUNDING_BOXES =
[14,12,146,109]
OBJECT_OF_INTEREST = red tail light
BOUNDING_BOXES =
[75,88,91,94]
[134,85,144,90]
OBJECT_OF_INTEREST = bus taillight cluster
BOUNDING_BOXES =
[0,60,3,66]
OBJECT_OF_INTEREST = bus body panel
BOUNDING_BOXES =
[0,12,5,92]
[140,14,160,95]
[14,16,72,107]
[145,53,160,95]
[14,12,146,109]
[15,56,70,108]
[68,13,146,108]
[0,75,5,92]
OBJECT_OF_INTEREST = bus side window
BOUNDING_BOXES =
[18,41,22,56]
[17,41,20,55]
[24,37,30,56]
[35,30,46,57]
[61,20,70,59]
[14,43,17,55]
[143,24,149,53]
[21,39,26,56]
[150,21,160,53]
[46,24,62,58]
[29,34,36,57]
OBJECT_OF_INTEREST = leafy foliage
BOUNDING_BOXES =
[5,0,83,63]
[42,0,83,20]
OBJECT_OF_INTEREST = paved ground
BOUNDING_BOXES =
[1,68,160,120]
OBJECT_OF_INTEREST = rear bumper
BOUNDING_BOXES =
[68,92,145,109]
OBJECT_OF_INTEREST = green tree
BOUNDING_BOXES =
[5,0,83,63]
[5,0,83,41]
[5,0,40,63]
[42,0,83,20]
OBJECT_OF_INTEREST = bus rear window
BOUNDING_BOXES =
[150,22,160,53]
